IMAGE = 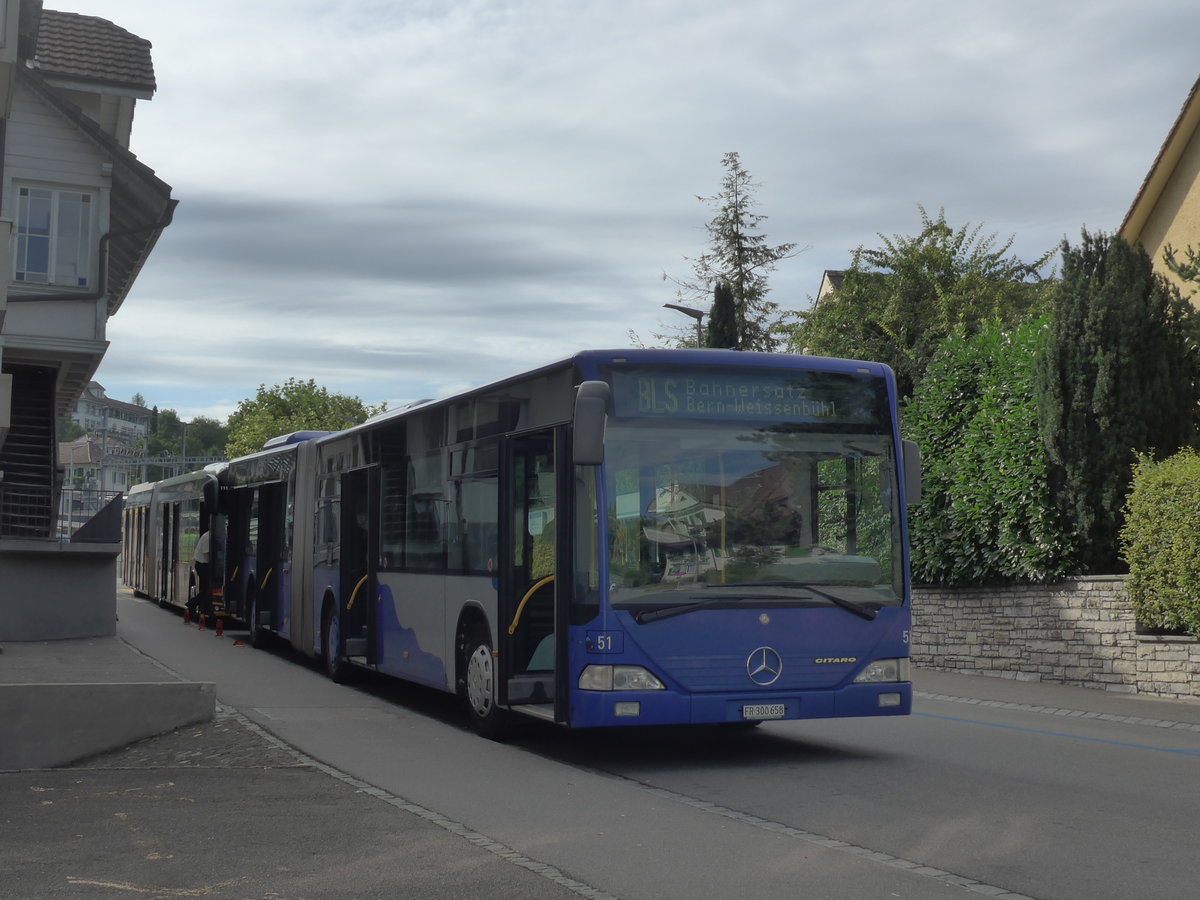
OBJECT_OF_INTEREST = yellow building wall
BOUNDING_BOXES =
[1131,125,1200,301]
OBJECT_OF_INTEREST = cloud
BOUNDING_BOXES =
[66,0,1200,422]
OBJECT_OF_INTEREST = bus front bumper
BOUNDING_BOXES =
[568,681,912,728]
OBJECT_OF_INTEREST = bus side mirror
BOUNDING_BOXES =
[573,381,610,466]
[902,440,922,506]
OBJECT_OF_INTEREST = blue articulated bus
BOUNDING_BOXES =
[125,349,921,738]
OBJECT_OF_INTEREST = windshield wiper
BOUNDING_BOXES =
[634,593,804,624]
[716,582,879,621]
[631,582,879,624]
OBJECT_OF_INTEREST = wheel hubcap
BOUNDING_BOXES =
[466,644,494,717]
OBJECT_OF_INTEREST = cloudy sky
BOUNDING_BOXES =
[62,0,1199,421]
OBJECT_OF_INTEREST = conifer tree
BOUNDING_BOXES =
[1036,230,1200,573]
[706,280,738,349]
[666,152,797,351]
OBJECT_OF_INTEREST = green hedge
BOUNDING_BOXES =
[905,319,1074,585]
[1122,450,1200,637]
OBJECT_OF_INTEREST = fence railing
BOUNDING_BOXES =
[56,489,124,540]
[0,483,54,539]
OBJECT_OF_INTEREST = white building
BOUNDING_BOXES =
[0,1,175,640]
[72,382,150,442]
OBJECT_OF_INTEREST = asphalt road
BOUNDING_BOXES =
[10,589,1200,899]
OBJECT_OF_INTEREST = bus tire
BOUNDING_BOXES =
[247,589,267,649]
[460,623,509,740]
[322,602,355,684]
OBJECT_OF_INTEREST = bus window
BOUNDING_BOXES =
[379,465,405,569]
[604,421,903,609]
[572,466,601,624]
[247,490,260,557]
[454,477,497,574]
[405,453,444,570]
[517,451,555,580]
[315,474,339,564]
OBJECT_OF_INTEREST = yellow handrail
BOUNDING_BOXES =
[259,568,273,591]
[508,575,555,635]
[346,573,370,611]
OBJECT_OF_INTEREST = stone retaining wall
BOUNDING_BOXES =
[911,576,1200,700]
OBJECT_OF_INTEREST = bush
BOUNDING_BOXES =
[1122,450,1200,637]
[905,319,1074,585]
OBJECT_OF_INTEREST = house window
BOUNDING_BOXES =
[14,186,93,287]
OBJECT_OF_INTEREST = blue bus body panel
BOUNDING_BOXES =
[374,581,451,689]
[566,606,911,727]
[621,606,906,692]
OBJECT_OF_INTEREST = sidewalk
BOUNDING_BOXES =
[0,703,584,900]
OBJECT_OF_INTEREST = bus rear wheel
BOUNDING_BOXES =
[322,603,355,684]
[247,589,267,649]
[461,624,509,740]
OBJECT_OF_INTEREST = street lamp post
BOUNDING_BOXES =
[662,303,705,347]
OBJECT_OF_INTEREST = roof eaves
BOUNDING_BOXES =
[1119,74,1200,242]
[17,65,170,197]
[14,66,176,317]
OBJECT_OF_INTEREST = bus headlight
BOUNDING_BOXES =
[853,658,911,684]
[579,665,665,691]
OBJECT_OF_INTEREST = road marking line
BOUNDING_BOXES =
[915,711,1200,755]
[916,691,1200,735]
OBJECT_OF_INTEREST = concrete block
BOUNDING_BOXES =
[0,681,215,770]
[0,541,120,641]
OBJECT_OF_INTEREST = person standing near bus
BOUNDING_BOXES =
[191,530,212,620]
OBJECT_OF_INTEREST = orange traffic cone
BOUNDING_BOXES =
[215,618,224,638]
[198,613,206,631]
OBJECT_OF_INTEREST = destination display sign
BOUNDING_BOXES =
[608,367,888,426]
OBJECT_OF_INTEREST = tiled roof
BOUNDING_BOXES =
[34,9,155,94]
[59,437,102,466]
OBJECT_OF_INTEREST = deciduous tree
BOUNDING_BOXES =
[788,207,1051,399]
[225,378,379,458]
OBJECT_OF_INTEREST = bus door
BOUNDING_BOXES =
[137,507,150,595]
[160,503,177,604]
[339,467,379,665]
[254,482,287,631]
[499,427,569,722]
[222,487,253,620]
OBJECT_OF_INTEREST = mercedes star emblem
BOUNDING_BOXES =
[746,647,783,686]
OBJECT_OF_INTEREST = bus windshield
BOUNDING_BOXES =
[603,405,903,617]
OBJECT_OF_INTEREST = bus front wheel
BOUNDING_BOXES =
[460,624,509,740]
